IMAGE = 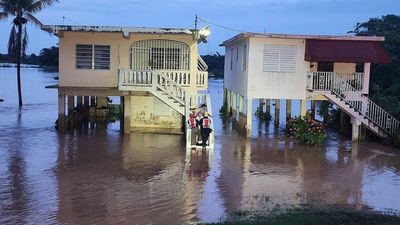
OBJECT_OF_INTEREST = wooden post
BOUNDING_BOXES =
[124,96,131,133]
[286,99,292,121]
[274,99,280,126]
[58,94,66,130]
[300,99,307,118]
[246,97,252,137]
[266,99,271,115]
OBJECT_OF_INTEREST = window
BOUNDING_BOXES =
[263,45,297,73]
[236,47,239,61]
[317,62,334,72]
[130,40,190,71]
[242,45,247,71]
[76,44,110,70]
[230,48,233,70]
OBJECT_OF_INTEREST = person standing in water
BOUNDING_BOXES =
[200,112,212,147]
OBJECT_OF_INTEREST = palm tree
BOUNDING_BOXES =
[0,0,58,106]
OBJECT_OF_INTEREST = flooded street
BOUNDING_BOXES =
[1,67,400,224]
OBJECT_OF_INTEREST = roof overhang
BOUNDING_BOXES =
[220,32,386,46]
[42,25,195,37]
[305,39,390,63]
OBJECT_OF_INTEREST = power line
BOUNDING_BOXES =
[197,17,247,33]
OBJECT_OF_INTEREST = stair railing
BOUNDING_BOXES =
[152,71,186,106]
[307,71,400,136]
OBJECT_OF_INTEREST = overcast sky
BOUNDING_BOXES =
[0,0,399,55]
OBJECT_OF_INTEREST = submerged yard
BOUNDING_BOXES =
[0,67,400,224]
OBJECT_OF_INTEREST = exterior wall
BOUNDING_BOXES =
[59,31,198,88]
[246,37,310,99]
[223,39,249,97]
[333,63,356,73]
[129,95,183,133]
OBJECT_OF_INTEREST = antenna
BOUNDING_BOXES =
[195,14,198,30]
[63,16,65,25]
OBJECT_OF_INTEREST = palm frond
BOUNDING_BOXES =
[21,24,28,55]
[24,12,43,27]
[7,25,17,62]
[28,0,58,13]
[0,0,17,15]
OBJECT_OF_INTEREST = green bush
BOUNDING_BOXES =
[286,116,328,145]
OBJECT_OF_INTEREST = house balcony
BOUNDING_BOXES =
[306,71,365,92]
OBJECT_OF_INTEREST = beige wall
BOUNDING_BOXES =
[129,96,182,132]
[59,31,198,88]
[334,63,356,73]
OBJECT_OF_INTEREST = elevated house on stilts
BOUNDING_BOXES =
[43,25,214,148]
[221,32,394,141]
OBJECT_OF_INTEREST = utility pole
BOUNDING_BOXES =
[195,14,198,30]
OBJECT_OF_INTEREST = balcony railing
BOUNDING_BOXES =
[307,71,364,91]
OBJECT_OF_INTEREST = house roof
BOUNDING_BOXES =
[41,25,195,37]
[219,32,386,46]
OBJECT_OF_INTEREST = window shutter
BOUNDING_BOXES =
[242,45,247,71]
[94,45,110,70]
[263,45,297,73]
[76,45,93,69]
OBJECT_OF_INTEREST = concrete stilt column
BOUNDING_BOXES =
[300,99,307,118]
[58,94,66,130]
[123,96,131,133]
[286,99,292,121]
[223,88,227,106]
[90,96,96,107]
[311,100,316,119]
[351,117,361,141]
[232,92,237,117]
[246,97,252,137]
[274,99,280,126]
[266,99,271,115]
[120,96,124,132]
[84,96,89,107]
[77,96,83,108]
[259,99,264,112]
[67,95,74,128]
[227,90,231,114]
[239,95,244,113]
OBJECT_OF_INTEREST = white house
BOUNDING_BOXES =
[221,32,394,141]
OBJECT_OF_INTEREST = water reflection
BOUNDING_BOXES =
[1,69,400,224]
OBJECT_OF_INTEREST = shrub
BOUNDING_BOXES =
[286,116,328,145]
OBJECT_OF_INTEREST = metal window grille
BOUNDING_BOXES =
[242,45,247,71]
[130,40,190,71]
[76,44,110,70]
[263,45,297,73]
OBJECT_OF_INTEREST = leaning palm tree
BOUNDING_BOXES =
[0,0,58,106]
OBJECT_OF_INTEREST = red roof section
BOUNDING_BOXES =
[305,39,390,63]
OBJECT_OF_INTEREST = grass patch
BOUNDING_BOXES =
[202,207,400,225]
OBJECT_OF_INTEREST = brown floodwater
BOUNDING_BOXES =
[0,67,400,224]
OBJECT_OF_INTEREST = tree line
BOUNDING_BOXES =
[0,46,58,67]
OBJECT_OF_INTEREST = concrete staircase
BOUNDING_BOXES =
[307,72,400,138]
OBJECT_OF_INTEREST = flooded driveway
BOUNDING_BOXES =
[0,67,400,224]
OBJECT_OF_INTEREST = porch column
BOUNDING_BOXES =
[246,97,252,137]
[223,88,227,106]
[120,96,124,132]
[123,96,131,133]
[351,117,361,141]
[274,99,280,126]
[58,94,66,131]
[266,99,271,115]
[232,92,237,117]
[363,63,371,94]
[286,99,292,121]
[300,99,307,118]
